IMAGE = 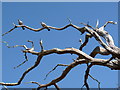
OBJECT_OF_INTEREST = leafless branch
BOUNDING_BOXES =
[88,74,100,89]
[54,83,60,90]
[44,64,69,80]
[2,23,17,36]
[96,19,99,29]
[2,19,120,90]
[83,64,93,90]
[30,81,41,87]
[2,20,86,36]
[2,41,28,49]
[79,33,92,50]
[2,46,119,86]
[39,39,44,52]
[90,46,110,58]
[0,54,43,86]
[13,52,28,69]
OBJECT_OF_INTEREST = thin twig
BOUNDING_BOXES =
[30,81,41,86]
[80,22,95,30]
[96,19,99,29]
[2,85,9,90]
[2,23,17,36]
[79,33,92,50]
[44,64,68,80]
[39,39,44,52]
[3,40,34,69]
[83,64,93,90]
[54,83,60,90]
[88,74,101,90]
[2,41,28,49]
[14,52,28,69]
[103,21,117,28]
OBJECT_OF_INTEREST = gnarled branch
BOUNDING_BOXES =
[2,19,120,90]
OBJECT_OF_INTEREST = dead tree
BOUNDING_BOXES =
[1,19,120,90]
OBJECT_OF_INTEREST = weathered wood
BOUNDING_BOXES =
[1,20,120,90]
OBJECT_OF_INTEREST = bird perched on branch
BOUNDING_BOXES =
[41,22,50,31]
[18,19,25,30]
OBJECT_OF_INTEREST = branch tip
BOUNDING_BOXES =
[39,39,44,51]
[13,52,28,69]
[44,63,68,80]
[96,19,99,28]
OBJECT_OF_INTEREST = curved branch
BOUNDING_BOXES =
[1,46,119,86]
[37,58,119,89]
[1,47,120,88]
[13,52,28,69]
[82,63,100,90]
[23,47,120,70]
[90,46,110,58]
[92,31,120,58]
[44,64,68,80]
[88,74,100,89]
[2,22,86,36]
[79,33,92,50]
[84,64,93,90]
[37,59,87,89]
[23,48,94,62]
[3,20,119,55]
[0,55,43,86]
[54,83,60,90]
[2,20,120,89]
[2,23,17,36]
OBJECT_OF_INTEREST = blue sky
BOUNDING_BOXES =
[2,2,118,88]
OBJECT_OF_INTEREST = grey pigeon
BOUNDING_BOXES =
[18,19,25,30]
[41,22,50,31]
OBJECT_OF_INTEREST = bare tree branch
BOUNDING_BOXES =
[2,46,119,86]
[84,64,93,90]
[79,33,92,50]
[13,52,28,69]
[2,23,17,36]
[90,46,110,58]
[44,64,68,80]
[88,74,100,89]
[2,20,120,90]
[39,39,44,52]
[54,83,60,90]
[0,54,43,86]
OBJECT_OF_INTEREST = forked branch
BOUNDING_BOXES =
[2,19,120,90]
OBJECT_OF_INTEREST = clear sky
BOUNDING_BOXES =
[2,2,118,88]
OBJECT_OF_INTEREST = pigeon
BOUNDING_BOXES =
[18,19,25,30]
[41,22,50,31]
